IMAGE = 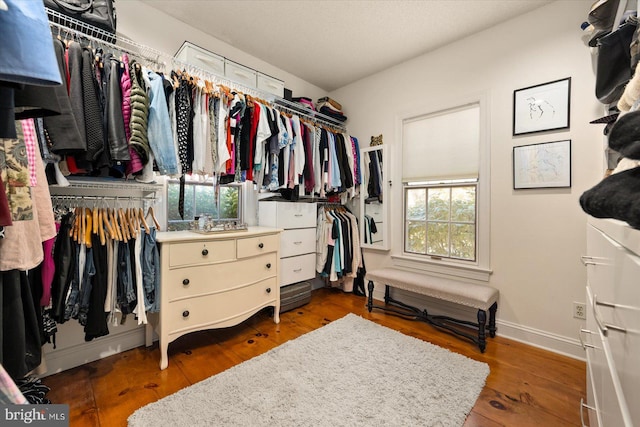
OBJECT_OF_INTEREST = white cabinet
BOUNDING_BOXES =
[582,218,640,427]
[258,201,317,287]
[257,72,285,97]
[224,59,258,88]
[154,227,281,369]
[175,42,225,75]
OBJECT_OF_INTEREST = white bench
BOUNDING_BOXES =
[366,267,499,352]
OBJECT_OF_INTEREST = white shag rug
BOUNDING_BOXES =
[128,314,489,427]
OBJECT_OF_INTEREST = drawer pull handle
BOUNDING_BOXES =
[202,248,209,256]
[266,287,271,294]
[182,279,190,286]
[580,255,596,266]
[578,329,595,350]
[293,241,302,245]
[182,310,190,318]
[294,214,303,217]
[266,263,272,269]
[580,398,596,427]
[294,268,302,272]
[593,295,628,335]
[258,243,264,249]
[593,294,608,336]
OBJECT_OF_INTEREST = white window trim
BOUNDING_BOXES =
[392,91,491,282]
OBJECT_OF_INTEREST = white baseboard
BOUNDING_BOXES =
[371,287,585,361]
[496,319,585,361]
[40,326,148,377]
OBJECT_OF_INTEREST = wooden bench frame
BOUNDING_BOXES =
[366,272,498,353]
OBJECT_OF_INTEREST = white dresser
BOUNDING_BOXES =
[153,227,281,370]
[581,218,640,427]
[258,201,317,287]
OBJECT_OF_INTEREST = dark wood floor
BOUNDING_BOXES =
[43,288,586,426]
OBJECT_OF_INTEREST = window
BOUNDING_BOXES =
[401,100,488,273]
[405,183,476,261]
[166,177,241,231]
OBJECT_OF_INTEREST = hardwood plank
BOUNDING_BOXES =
[42,288,586,427]
[44,365,100,427]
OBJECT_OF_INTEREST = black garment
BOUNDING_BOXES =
[105,56,129,162]
[67,41,87,145]
[580,166,640,228]
[303,124,314,193]
[334,133,353,190]
[0,85,17,139]
[85,233,109,341]
[174,74,192,175]
[14,83,61,120]
[367,150,382,201]
[82,46,105,163]
[51,212,76,323]
[42,39,85,154]
[238,104,253,173]
[1,270,42,380]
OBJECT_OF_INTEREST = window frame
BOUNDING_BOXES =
[392,94,491,282]
[403,181,478,262]
[165,177,243,231]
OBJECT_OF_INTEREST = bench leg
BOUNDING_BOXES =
[477,309,487,353]
[367,280,375,312]
[488,302,497,338]
[384,285,391,304]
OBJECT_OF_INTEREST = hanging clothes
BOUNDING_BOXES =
[316,205,362,292]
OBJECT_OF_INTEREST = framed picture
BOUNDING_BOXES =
[513,140,571,189]
[513,77,571,136]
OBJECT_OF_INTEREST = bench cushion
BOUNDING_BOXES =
[367,268,498,311]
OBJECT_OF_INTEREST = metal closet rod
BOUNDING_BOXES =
[51,195,156,202]
[45,7,348,130]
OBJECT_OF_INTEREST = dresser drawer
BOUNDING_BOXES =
[281,253,315,286]
[237,233,279,259]
[175,42,225,75]
[164,252,277,301]
[166,277,278,336]
[281,228,315,258]
[168,239,236,268]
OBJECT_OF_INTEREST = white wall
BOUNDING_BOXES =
[115,0,326,101]
[331,0,603,358]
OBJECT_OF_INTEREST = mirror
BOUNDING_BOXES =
[360,145,388,250]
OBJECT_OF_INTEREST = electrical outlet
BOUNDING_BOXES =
[573,302,586,320]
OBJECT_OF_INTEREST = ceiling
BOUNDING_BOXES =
[142,1,554,92]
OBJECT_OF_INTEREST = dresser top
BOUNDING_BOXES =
[156,226,282,243]
[589,217,640,257]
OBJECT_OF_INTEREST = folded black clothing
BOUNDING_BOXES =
[319,106,347,122]
[608,110,640,159]
[580,166,640,228]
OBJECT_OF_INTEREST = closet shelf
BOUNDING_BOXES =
[49,177,162,199]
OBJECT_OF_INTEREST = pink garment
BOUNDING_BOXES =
[121,54,132,141]
[127,146,144,175]
[20,119,38,187]
[40,234,57,306]
[120,54,143,175]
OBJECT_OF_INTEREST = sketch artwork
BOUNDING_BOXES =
[513,78,570,135]
[513,140,571,189]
